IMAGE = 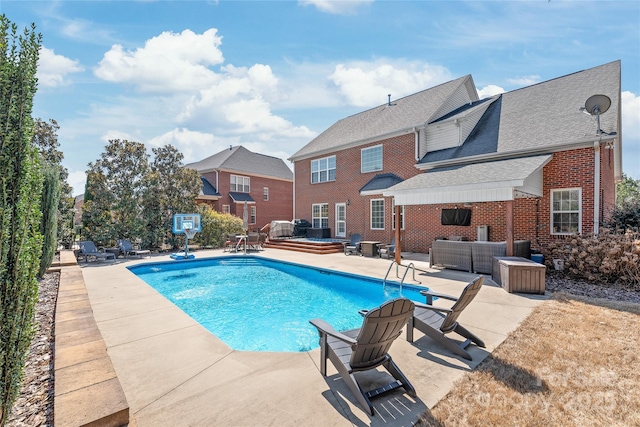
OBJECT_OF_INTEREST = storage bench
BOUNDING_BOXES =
[492,256,546,294]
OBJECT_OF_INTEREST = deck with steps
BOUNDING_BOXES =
[264,238,346,254]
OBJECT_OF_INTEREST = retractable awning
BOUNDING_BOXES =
[383,155,552,205]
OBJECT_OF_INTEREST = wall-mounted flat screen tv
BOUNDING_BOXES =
[441,208,472,226]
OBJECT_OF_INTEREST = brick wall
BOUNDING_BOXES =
[201,170,293,231]
[294,138,613,254]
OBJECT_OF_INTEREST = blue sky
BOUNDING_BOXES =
[2,0,639,196]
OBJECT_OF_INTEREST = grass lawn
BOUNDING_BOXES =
[417,292,640,426]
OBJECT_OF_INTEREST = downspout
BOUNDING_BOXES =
[215,170,219,194]
[291,161,296,220]
[414,128,420,161]
[593,140,601,235]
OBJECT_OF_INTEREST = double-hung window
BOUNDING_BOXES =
[551,188,581,235]
[263,187,269,201]
[361,145,382,173]
[311,156,336,183]
[312,203,329,229]
[370,199,385,230]
[250,206,256,225]
[230,175,250,193]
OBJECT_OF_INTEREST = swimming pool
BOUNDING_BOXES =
[128,256,428,352]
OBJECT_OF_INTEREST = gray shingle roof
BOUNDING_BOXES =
[200,177,220,197]
[360,173,404,193]
[418,60,621,166]
[289,75,475,161]
[185,146,293,181]
[496,60,620,153]
[390,155,552,191]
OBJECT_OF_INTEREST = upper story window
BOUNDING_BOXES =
[311,156,336,184]
[263,187,269,201]
[551,188,581,235]
[230,175,250,193]
[361,145,383,173]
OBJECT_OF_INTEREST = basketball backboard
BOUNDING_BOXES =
[172,214,201,234]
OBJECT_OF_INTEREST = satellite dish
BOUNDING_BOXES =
[584,94,611,135]
[584,94,611,116]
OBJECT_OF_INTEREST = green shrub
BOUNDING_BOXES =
[0,16,43,424]
[194,205,243,248]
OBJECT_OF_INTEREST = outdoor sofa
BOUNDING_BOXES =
[430,239,531,273]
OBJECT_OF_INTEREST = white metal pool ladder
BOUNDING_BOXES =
[383,261,421,293]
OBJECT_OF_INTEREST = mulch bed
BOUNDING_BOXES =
[5,266,639,426]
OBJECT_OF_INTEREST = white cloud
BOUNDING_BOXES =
[329,60,453,107]
[148,128,217,163]
[507,75,541,86]
[37,47,84,87]
[94,29,224,92]
[477,84,505,99]
[298,0,372,15]
[67,170,87,197]
[621,91,640,180]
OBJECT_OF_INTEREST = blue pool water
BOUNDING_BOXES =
[128,256,428,352]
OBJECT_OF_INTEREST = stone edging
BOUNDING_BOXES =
[53,250,130,427]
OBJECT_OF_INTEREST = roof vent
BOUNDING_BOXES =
[388,94,391,106]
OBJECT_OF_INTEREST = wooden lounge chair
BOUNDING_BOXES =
[117,239,151,258]
[342,233,362,256]
[77,241,116,263]
[309,298,416,415]
[406,276,485,360]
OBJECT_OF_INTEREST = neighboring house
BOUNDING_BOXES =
[185,146,294,230]
[289,61,622,255]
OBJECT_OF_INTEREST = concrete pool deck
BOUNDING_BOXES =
[78,248,547,426]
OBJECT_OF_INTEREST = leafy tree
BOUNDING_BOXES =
[32,118,74,248]
[616,173,640,206]
[602,174,640,232]
[141,145,201,249]
[82,139,148,244]
[38,164,60,277]
[0,16,43,425]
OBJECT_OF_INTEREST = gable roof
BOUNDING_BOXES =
[185,146,293,181]
[289,75,478,161]
[419,60,621,169]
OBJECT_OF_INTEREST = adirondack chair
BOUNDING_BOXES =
[406,276,485,360]
[77,241,116,263]
[342,233,362,256]
[309,298,416,415]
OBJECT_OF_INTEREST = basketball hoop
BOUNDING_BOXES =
[184,227,197,240]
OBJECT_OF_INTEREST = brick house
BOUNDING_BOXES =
[289,61,622,255]
[185,146,293,230]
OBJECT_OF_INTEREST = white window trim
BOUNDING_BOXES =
[222,205,230,214]
[230,174,250,193]
[263,187,269,201]
[311,155,336,184]
[370,198,385,230]
[335,203,346,238]
[250,206,256,225]
[550,188,582,235]
[312,203,329,229]
[361,144,383,173]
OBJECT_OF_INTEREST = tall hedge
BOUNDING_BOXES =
[0,16,43,425]
[38,163,60,277]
